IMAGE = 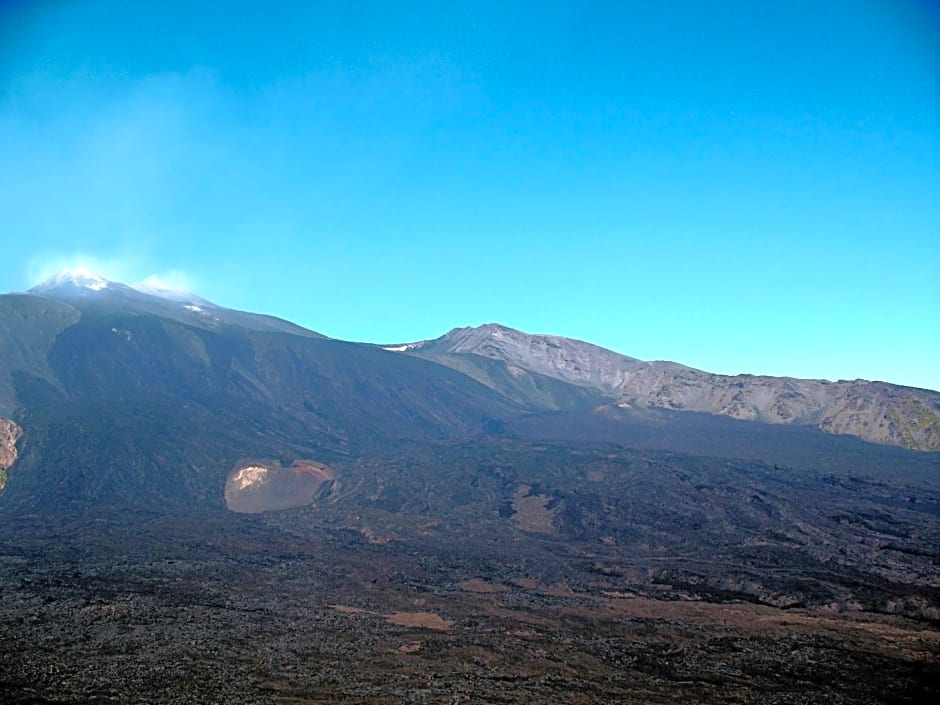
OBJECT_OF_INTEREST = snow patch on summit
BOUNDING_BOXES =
[37,267,109,291]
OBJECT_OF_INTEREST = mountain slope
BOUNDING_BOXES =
[28,268,326,339]
[400,324,940,450]
[3,318,525,510]
[1,271,937,514]
[0,274,532,510]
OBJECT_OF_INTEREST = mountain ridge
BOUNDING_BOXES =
[396,323,940,450]
[4,270,939,452]
[25,268,326,338]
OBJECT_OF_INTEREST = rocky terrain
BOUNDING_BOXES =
[406,323,940,450]
[0,417,20,490]
[1,437,938,703]
[2,527,937,704]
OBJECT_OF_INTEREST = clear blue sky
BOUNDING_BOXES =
[1,1,938,390]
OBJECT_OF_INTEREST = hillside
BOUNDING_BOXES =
[402,323,940,450]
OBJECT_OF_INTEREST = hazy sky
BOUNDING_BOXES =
[1,1,938,390]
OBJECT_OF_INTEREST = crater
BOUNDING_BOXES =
[224,458,334,513]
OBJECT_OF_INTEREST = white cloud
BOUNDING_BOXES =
[133,270,194,294]
[25,252,135,286]
[25,252,196,296]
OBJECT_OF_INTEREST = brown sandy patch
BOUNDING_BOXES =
[329,604,372,614]
[494,584,939,663]
[385,612,453,631]
[511,484,557,534]
[594,595,940,661]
